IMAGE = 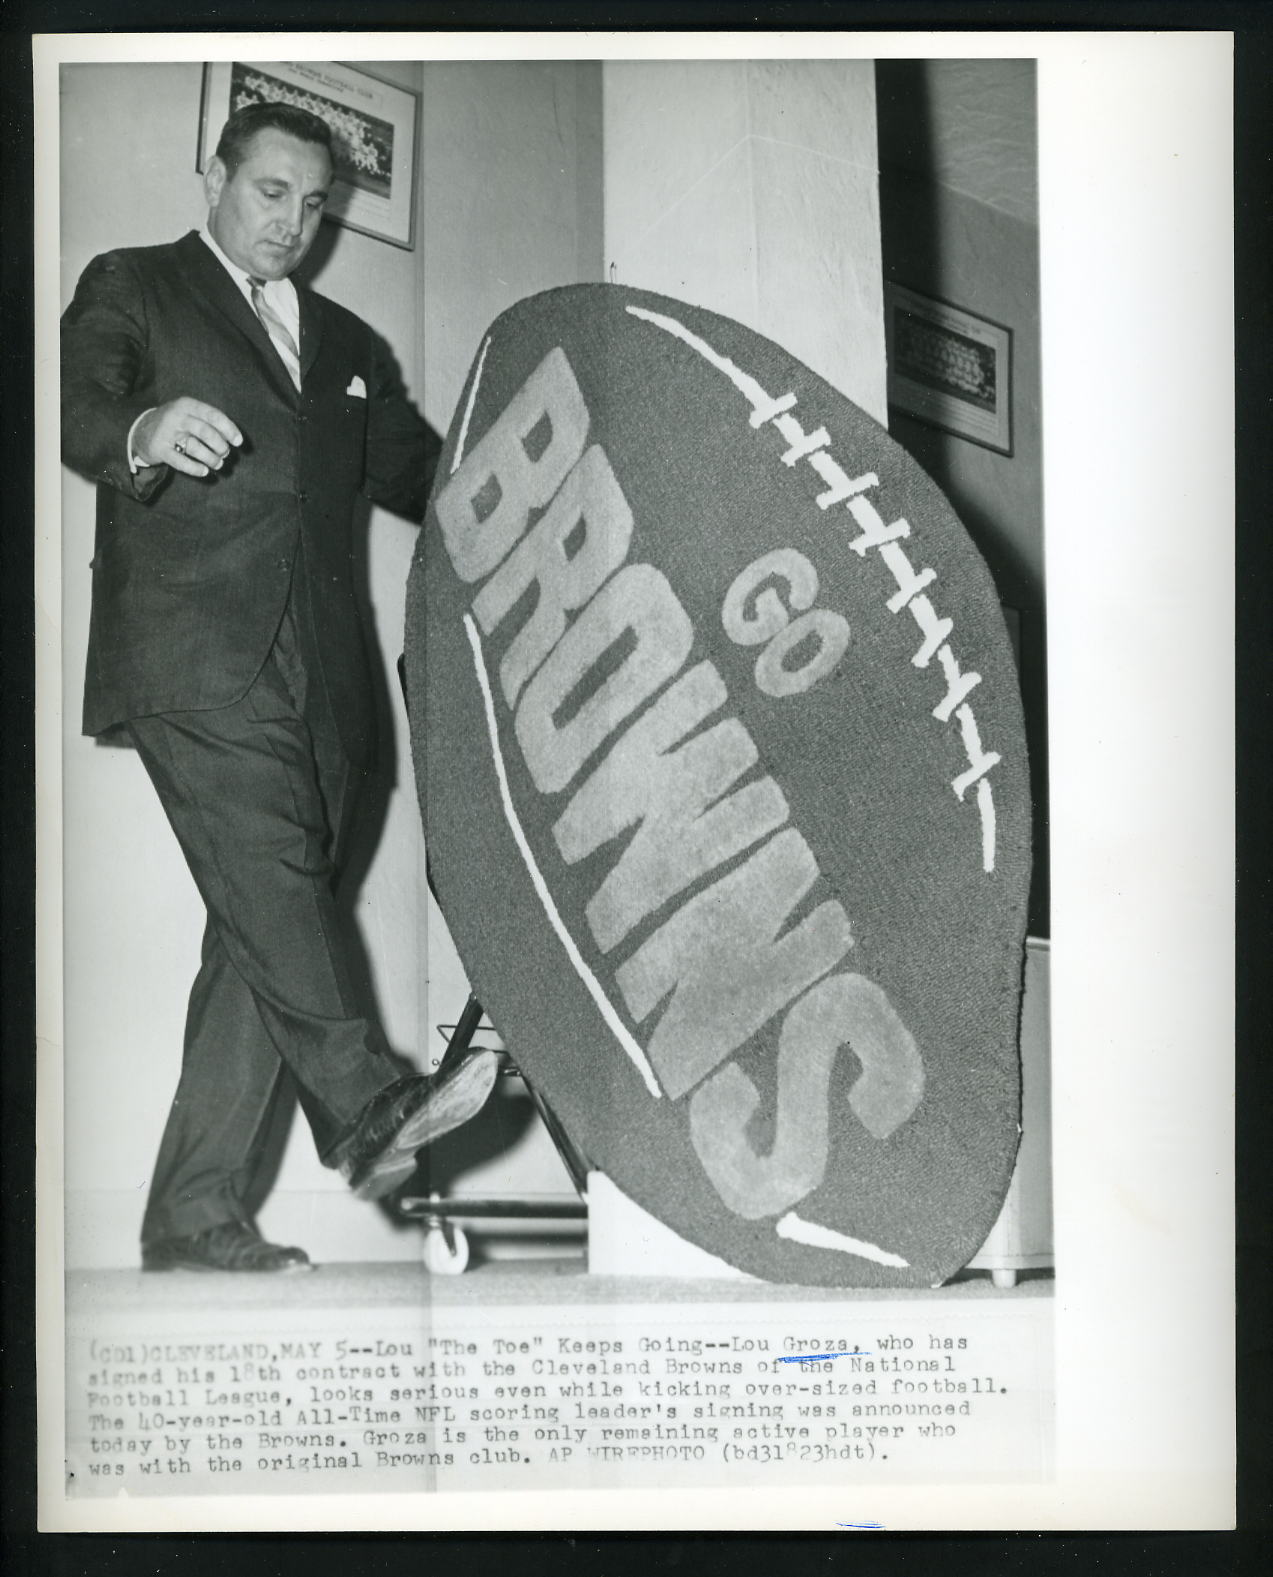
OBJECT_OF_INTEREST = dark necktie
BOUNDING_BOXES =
[249,277,301,390]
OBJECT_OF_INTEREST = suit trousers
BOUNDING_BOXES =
[128,570,399,1246]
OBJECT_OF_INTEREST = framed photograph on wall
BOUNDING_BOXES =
[198,61,419,249]
[885,282,1013,455]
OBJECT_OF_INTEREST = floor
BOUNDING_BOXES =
[66,1256,1054,1315]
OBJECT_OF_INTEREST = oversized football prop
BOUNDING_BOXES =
[405,285,1031,1288]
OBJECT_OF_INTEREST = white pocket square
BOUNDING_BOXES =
[345,375,367,398]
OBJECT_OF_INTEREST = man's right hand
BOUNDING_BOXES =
[132,398,244,478]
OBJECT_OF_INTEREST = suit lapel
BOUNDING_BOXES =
[298,287,324,383]
[174,231,299,400]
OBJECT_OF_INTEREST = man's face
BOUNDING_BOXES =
[206,127,333,281]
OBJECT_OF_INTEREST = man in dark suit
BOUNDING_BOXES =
[61,101,497,1273]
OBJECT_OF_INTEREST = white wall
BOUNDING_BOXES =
[603,59,886,424]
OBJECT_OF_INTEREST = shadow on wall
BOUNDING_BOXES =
[875,59,1049,937]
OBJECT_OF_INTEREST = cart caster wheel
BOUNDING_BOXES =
[422,1220,469,1274]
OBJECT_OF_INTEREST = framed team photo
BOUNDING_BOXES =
[198,60,419,248]
[884,282,1013,455]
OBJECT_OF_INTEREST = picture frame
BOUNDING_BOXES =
[198,61,419,250]
[885,282,1013,455]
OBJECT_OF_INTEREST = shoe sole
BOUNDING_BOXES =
[350,1050,500,1201]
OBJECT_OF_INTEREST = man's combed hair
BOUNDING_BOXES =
[215,102,334,175]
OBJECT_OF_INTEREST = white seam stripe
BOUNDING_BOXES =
[976,779,997,874]
[776,1210,910,1268]
[451,335,492,475]
[462,613,663,1099]
[626,304,777,414]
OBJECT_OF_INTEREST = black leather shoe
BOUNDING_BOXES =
[332,1050,500,1201]
[142,1220,313,1274]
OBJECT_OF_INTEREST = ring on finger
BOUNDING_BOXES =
[173,437,187,456]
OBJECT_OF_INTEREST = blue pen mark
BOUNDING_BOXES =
[837,1522,884,1530]
[777,1349,870,1363]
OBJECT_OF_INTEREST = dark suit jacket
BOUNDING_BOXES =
[61,230,437,764]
